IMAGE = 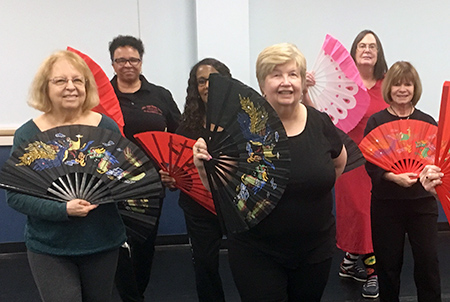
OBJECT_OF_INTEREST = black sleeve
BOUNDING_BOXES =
[364,114,378,136]
[363,115,389,186]
[318,110,343,159]
[163,89,181,133]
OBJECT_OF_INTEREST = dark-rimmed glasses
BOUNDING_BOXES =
[197,77,209,87]
[113,57,142,66]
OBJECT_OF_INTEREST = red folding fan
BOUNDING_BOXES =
[435,81,450,220]
[67,47,125,135]
[308,34,370,133]
[134,131,216,214]
[359,119,438,175]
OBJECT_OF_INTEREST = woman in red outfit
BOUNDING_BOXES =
[334,30,388,299]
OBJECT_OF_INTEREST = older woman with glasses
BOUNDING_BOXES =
[194,43,347,301]
[108,35,181,302]
[6,50,126,302]
[365,61,441,302]
[364,61,441,302]
[333,30,389,299]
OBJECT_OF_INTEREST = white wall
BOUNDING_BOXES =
[196,0,251,83]
[1,0,449,129]
[0,0,196,128]
[248,0,450,119]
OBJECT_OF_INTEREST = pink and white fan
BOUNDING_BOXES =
[308,34,370,133]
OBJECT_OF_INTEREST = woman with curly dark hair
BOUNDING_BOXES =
[181,58,232,131]
[160,58,232,301]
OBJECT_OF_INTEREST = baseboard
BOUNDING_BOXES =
[0,234,191,254]
[155,234,189,246]
[0,242,26,254]
[2,224,449,254]
[438,222,450,232]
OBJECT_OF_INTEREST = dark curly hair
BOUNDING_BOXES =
[182,58,231,130]
[108,35,145,62]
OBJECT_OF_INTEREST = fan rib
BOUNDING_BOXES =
[64,174,77,198]
[151,133,167,169]
[170,140,189,175]
[83,178,105,201]
[55,177,76,200]
[48,181,73,201]
[203,74,291,233]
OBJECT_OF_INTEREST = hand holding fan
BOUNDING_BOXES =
[0,125,162,204]
[67,47,125,135]
[203,73,291,233]
[359,119,437,175]
[308,34,370,133]
[134,131,216,214]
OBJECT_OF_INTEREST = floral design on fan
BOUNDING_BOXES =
[16,132,144,183]
[415,140,435,159]
[234,94,280,221]
[359,120,438,175]
[370,128,413,159]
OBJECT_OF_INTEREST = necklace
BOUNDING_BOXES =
[389,105,414,120]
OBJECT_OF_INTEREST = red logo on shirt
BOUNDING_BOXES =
[142,105,162,115]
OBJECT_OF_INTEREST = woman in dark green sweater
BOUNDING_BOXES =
[6,50,126,302]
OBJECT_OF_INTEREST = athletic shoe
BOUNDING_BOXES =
[362,275,379,299]
[339,263,367,282]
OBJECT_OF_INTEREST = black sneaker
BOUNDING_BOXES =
[362,275,379,299]
[339,263,367,282]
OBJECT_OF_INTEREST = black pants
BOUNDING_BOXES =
[28,248,119,302]
[371,196,441,302]
[115,199,162,302]
[227,238,332,302]
[183,201,225,302]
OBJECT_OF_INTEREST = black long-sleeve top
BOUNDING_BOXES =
[364,108,437,200]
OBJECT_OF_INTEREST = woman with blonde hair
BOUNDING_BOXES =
[7,50,126,302]
[194,43,347,301]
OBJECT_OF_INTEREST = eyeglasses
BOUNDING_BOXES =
[197,77,209,87]
[113,57,141,66]
[49,77,86,87]
[357,43,378,52]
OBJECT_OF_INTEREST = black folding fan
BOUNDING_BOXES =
[336,127,366,173]
[203,74,291,233]
[0,125,162,205]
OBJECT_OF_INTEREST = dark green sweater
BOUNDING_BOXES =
[7,116,126,256]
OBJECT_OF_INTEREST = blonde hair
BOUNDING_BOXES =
[256,43,307,92]
[382,61,422,106]
[28,50,99,113]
